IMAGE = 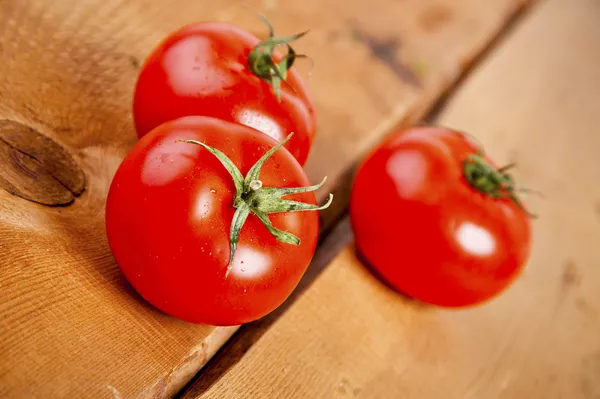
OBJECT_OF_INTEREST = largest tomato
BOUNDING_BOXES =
[106,116,329,325]
[132,21,316,165]
[349,126,532,307]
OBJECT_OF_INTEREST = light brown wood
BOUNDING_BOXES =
[183,0,600,397]
[0,0,532,397]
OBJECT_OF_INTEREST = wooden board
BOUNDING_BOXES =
[182,0,600,397]
[0,0,531,397]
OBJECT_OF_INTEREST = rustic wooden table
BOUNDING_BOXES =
[1,0,599,397]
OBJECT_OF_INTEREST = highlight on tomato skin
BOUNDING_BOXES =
[132,20,316,166]
[105,116,331,326]
[348,126,533,308]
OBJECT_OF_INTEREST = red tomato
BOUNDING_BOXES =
[106,116,327,325]
[349,126,532,307]
[132,21,316,165]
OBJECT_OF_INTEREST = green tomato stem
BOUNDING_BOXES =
[248,179,263,191]
[463,152,537,218]
[246,13,310,101]
[180,133,333,276]
[226,203,251,277]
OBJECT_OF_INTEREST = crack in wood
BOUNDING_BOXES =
[351,26,422,88]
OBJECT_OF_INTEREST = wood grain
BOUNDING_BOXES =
[183,0,600,397]
[0,120,85,205]
[0,0,532,397]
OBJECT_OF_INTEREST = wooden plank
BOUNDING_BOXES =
[182,0,600,397]
[0,0,532,397]
[306,0,534,225]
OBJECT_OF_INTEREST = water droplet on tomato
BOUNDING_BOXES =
[241,268,245,272]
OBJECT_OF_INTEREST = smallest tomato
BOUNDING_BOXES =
[349,126,533,308]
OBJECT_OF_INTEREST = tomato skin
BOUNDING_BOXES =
[132,22,316,165]
[106,116,319,325]
[349,126,532,307]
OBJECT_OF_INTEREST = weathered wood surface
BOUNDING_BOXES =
[183,0,600,397]
[0,0,532,397]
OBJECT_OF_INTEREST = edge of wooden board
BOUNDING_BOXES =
[139,326,239,398]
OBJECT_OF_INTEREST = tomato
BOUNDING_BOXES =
[349,126,532,307]
[106,116,331,325]
[132,21,316,165]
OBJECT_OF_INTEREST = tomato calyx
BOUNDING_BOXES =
[463,153,537,218]
[247,14,311,102]
[179,133,333,275]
